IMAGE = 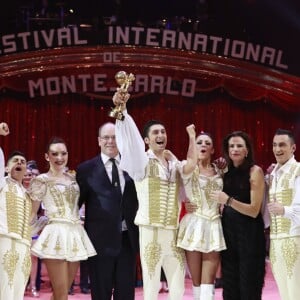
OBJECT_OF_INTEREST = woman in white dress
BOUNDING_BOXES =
[28,137,96,300]
[177,132,226,300]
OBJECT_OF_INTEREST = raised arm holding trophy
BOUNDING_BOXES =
[109,71,135,121]
[112,73,198,300]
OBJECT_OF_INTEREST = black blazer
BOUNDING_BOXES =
[76,155,139,256]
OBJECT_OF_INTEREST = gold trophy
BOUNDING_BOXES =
[108,71,135,121]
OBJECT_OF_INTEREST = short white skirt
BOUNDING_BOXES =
[31,221,96,261]
[177,213,226,253]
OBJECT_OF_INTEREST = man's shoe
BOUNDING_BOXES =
[214,278,223,289]
[81,288,90,294]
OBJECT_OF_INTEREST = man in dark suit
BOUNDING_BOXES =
[76,122,139,300]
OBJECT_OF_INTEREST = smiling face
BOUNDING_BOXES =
[144,124,167,154]
[196,134,214,161]
[98,123,119,158]
[45,143,68,173]
[273,134,296,165]
[6,155,27,183]
[228,136,249,167]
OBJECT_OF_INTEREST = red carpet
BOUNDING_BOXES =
[24,260,280,299]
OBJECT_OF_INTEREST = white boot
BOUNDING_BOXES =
[200,284,215,300]
[192,285,201,300]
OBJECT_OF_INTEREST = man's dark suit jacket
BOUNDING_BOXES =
[76,155,139,256]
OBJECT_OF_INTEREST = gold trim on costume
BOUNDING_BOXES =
[203,179,221,209]
[144,228,162,279]
[3,240,19,287]
[177,226,187,242]
[41,234,50,250]
[64,183,79,213]
[270,189,292,236]
[72,238,79,254]
[190,168,202,207]
[171,231,185,271]
[54,237,62,253]
[269,162,300,238]
[187,166,223,217]
[49,183,66,218]
[269,241,276,266]
[148,160,180,227]
[6,182,31,242]
[22,247,31,284]
[281,238,298,279]
[187,230,194,244]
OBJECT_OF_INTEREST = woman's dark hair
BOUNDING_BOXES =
[27,160,38,170]
[46,137,67,152]
[196,131,214,144]
[222,131,255,170]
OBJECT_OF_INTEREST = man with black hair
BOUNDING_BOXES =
[268,128,300,300]
[0,122,32,300]
[113,92,197,300]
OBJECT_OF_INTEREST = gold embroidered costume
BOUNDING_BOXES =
[28,173,96,261]
[0,148,32,300]
[116,111,186,300]
[177,164,226,252]
[269,156,300,300]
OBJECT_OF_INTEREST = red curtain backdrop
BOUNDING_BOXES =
[0,46,299,172]
[0,90,299,173]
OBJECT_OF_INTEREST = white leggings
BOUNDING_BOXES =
[0,236,31,300]
[270,237,300,300]
[139,226,186,300]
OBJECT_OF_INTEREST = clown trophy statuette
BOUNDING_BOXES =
[108,71,135,121]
